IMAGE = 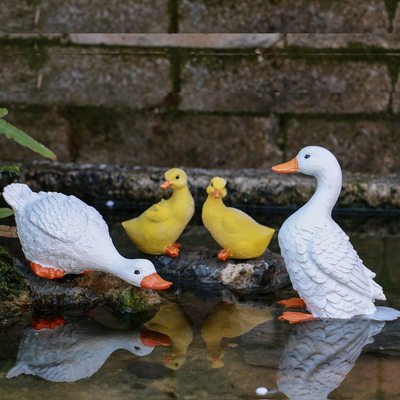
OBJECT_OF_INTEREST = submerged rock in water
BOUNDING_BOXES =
[132,246,290,295]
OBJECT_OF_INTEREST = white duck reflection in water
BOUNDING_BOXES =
[202,302,272,368]
[7,314,171,382]
[276,318,385,400]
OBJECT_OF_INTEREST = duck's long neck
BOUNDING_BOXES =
[170,185,193,204]
[302,167,342,220]
[203,195,226,216]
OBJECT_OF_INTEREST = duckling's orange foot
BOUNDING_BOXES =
[218,250,231,261]
[165,246,180,258]
[278,298,307,309]
[172,242,182,249]
[30,262,65,279]
[278,312,316,324]
[31,316,65,330]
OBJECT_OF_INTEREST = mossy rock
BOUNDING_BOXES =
[0,246,25,301]
[114,288,160,326]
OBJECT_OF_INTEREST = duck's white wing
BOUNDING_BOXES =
[27,192,106,243]
[308,223,384,304]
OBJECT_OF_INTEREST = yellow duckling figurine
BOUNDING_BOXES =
[122,168,194,257]
[201,302,272,368]
[144,302,193,370]
[202,177,275,260]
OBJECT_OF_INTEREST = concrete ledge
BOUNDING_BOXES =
[2,161,400,209]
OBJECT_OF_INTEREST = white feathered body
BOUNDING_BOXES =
[279,209,385,319]
[3,183,124,274]
[7,320,154,382]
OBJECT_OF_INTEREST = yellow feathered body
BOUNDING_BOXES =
[122,169,194,255]
[145,302,193,370]
[201,302,272,368]
[202,177,275,259]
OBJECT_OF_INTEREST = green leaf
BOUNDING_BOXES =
[0,119,56,160]
[0,108,8,118]
[0,208,14,219]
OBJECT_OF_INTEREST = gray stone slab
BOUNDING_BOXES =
[180,56,391,113]
[179,0,389,33]
[69,33,284,48]
[3,162,400,209]
[0,0,169,33]
[0,44,171,108]
[286,33,400,49]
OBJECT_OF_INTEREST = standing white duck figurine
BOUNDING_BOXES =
[2,183,172,290]
[272,146,400,323]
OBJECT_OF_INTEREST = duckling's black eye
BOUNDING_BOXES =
[305,154,310,159]
[211,182,213,187]
[134,270,141,275]
[176,175,180,179]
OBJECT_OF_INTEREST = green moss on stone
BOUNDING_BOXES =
[0,246,25,301]
[116,288,152,314]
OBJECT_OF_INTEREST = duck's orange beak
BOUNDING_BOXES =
[213,188,222,198]
[272,157,299,173]
[160,180,172,189]
[140,273,172,290]
[140,329,172,347]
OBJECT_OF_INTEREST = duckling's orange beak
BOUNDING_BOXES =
[140,273,172,290]
[140,329,172,347]
[160,179,172,189]
[213,188,222,198]
[272,157,299,173]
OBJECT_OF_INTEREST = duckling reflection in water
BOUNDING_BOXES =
[201,302,272,368]
[7,315,171,382]
[145,302,193,370]
[277,318,385,400]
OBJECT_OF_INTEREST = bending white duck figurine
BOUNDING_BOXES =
[3,183,172,290]
[272,146,399,323]
[7,316,171,382]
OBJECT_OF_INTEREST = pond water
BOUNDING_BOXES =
[0,207,400,400]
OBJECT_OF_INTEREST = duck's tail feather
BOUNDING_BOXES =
[2,183,33,212]
[371,279,386,301]
[365,306,400,321]
[7,362,32,378]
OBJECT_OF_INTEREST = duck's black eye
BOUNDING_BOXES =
[134,346,140,351]
[176,175,180,179]
[134,270,140,275]
[305,154,310,159]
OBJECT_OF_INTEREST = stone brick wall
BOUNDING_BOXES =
[1,1,399,33]
[1,32,400,173]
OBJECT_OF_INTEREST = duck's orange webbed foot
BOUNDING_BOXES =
[30,262,65,279]
[218,250,231,261]
[80,270,92,275]
[278,298,307,309]
[31,316,65,330]
[166,245,180,258]
[278,312,316,324]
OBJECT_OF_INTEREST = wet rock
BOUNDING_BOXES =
[3,161,400,209]
[127,361,169,379]
[133,246,290,295]
[1,258,164,319]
